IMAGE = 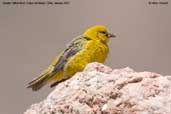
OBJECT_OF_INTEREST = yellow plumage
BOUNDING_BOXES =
[27,25,115,91]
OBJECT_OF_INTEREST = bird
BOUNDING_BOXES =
[27,25,115,91]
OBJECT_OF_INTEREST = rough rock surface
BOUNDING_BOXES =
[24,62,171,114]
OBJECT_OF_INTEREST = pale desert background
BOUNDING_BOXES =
[0,0,170,114]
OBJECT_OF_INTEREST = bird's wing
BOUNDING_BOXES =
[27,36,90,91]
[52,36,90,73]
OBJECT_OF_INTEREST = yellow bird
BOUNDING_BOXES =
[27,25,115,91]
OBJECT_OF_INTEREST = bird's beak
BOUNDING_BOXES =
[106,32,116,38]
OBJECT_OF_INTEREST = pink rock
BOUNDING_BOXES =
[24,62,171,114]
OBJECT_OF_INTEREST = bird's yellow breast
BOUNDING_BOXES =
[64,40,109,77]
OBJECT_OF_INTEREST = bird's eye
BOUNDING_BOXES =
[100,31,106,34]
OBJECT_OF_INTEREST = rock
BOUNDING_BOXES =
[24,62,171,114]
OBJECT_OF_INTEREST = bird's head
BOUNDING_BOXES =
[83,25,115,43]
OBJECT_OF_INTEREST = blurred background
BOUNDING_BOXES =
[0,0,170,114]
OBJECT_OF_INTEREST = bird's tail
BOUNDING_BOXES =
[27,69,52,91]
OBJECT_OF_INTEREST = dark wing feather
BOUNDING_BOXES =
[52,36,89,72]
